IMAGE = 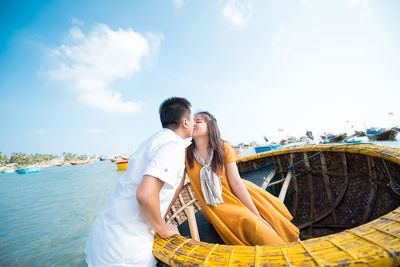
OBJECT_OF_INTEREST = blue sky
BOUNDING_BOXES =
[1,0,399,156]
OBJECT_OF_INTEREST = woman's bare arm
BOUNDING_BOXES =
[225,162,275,231]
[225,162,261,216]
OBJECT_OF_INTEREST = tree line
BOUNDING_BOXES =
[0,152,89,166]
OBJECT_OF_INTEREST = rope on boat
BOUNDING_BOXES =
[370,225,400,240]
[280,247,292,266]
[227,247,234,267]
[287,143,366,170]
[168,239,191,264]
[287,143,400,196]
[381,157,400,196]
[327,238,358,260]
[203,244,219,266]
[248,160,277,171]
[346,229,398,267]
[239,160,278,181]
[299,241,324,267]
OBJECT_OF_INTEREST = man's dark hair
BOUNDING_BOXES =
[159,97,191,129]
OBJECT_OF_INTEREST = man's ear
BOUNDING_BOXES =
[182,117,188,128]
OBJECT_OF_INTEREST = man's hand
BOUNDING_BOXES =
[156,223,180,238]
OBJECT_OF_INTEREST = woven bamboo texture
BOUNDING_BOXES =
[154,144,400,266]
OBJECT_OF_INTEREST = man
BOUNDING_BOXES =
[85,97,194,266]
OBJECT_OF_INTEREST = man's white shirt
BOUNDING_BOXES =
[85,128,188,266]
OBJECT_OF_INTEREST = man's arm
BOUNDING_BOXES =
[136,175,179,238]
[163,170,186,220]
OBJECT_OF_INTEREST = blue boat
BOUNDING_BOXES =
[99,157,108,161]
[16,167,40,174]
[366,129,381,135]
[254,146,271,153]
[326,133,347,143]
[271,144,281,150]
[254,144,281,154]
[1,169,15,174]
[366,128,398,141]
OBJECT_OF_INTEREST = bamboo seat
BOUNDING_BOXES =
[154,144,400,266]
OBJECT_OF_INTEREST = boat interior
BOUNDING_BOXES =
[174,148,400,243]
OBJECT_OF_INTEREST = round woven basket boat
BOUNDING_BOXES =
[153,144,400,266]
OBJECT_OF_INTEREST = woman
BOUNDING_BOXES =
[185,111,299,246]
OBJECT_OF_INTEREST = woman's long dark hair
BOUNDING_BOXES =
[186,111,226,175]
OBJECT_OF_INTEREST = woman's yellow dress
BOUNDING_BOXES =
[185,142,299,246]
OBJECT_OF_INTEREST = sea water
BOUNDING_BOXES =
[0,139,399,266]
[0,161,121,266]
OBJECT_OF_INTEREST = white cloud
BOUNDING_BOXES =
[299,0,312,7]
[283,48,290,57]
[70,17,84,26]
[347,0,369,18]
[273,25,286,45]
[87,128,108,134]
[222,0,253,28]
[347,0,363,7]
[145,32,165,67]
[28,129,47,135]
[49,24,162,114]
[173,0,184,7]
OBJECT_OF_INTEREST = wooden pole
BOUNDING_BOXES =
[184,206,200,241]
[303,152,314,236]
[278,170,292,202]
[261,168,277,190]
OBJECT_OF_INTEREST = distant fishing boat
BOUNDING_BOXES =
[1,168,15,174]
[57,162,71,166]
[116,160,128,171]
[327,133,347,143]
[306,131,314,140]
[16,166,40,174]
[271,144,281,150]
[241,144,253,148]
[99,157,108,161]
[254,144,281,154]
[70,160,90,165]
[299,136,308,141]
[355,130,366,137]
[280,139,287,145]
[366,128,398,141]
